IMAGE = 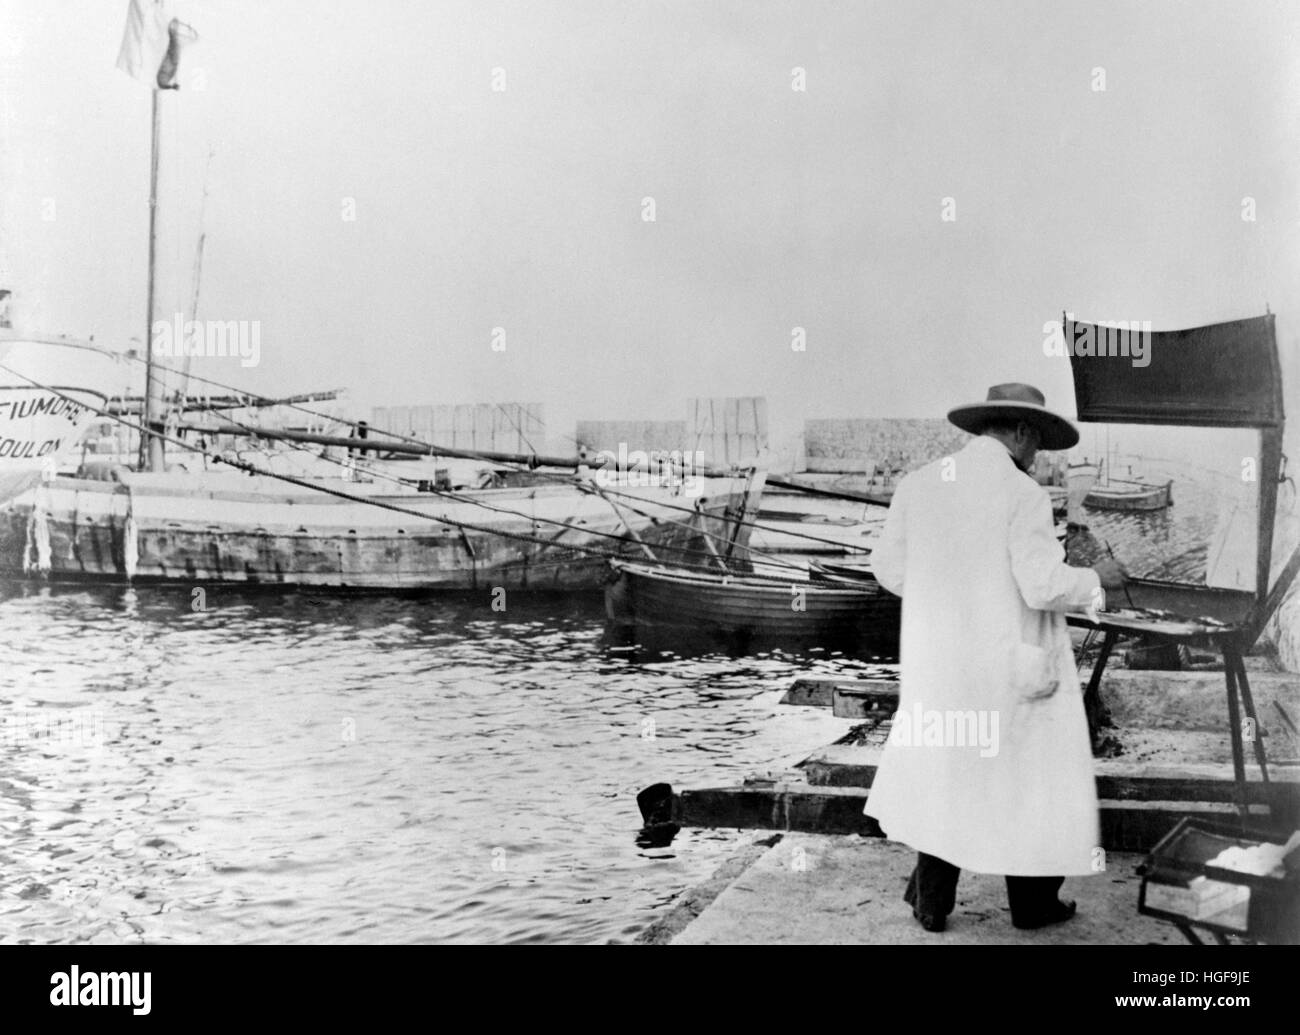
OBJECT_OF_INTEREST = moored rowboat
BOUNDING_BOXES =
[605,559,900,649]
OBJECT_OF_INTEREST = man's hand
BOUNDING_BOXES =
[1093,557,1128,592]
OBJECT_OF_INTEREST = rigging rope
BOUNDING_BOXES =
[0,362,818,580]
[112,351,877,556]
[175,395,807,574]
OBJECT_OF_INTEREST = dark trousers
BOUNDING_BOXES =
[904,851,1065,925]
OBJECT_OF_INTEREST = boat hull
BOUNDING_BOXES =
[605,559,900,653]
[0,471,762,591]
[1083,480,1173,511]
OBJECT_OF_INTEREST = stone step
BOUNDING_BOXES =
[657,780,1281,853]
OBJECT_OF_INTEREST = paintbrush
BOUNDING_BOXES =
[1103,539,1135,609]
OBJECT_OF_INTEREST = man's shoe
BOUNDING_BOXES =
[1011,898,1077,930]
[913,908,946,933]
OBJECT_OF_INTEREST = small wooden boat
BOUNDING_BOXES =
[1084,478,1173,512]
[1080,455,1172,512]
[605,559,900,650]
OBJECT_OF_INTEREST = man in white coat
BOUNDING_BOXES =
[865,383,1126,933]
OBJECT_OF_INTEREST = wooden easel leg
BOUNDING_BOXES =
[1230,652,1271,785]
[1176,922,1207,945]
[1223,650,1249,826]
[1084,630,1118,756]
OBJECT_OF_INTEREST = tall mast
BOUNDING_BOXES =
[139,87,166,471]
[180,230,205,401]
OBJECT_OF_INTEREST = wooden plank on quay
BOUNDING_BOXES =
[675,785,882,837]
[780,677,897,708]
[832,685,899,719]
[668,785,1277,851]
[798,743,1300,810]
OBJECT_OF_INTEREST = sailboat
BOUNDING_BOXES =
[1081,429,1173,512]
[0,5,767,591]
[1082,462,1173,511]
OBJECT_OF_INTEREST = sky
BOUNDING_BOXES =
[1,0,1298,460]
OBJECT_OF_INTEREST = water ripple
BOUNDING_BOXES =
[0,581,883,943]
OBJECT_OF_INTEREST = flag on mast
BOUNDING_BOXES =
[116,0,197,90]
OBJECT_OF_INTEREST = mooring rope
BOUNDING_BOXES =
[0,362,804,579]
[111,352,878,556]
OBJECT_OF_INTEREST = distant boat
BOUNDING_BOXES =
[1083,459,1173,512]
[605,559,900,650]
[1083,480,1173,511]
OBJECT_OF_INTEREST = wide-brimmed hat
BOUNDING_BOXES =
[947,383,1079,451]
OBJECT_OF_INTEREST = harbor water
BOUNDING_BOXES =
[0,582,875,944]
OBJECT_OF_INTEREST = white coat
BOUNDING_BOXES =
[865,434,1103,876]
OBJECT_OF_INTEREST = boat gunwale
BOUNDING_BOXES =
[611,559,888,599]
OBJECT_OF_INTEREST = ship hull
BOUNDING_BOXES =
[0,470,763,591]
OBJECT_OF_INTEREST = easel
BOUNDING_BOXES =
[1063,312,1294,833]
[1068,607,1290,826]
